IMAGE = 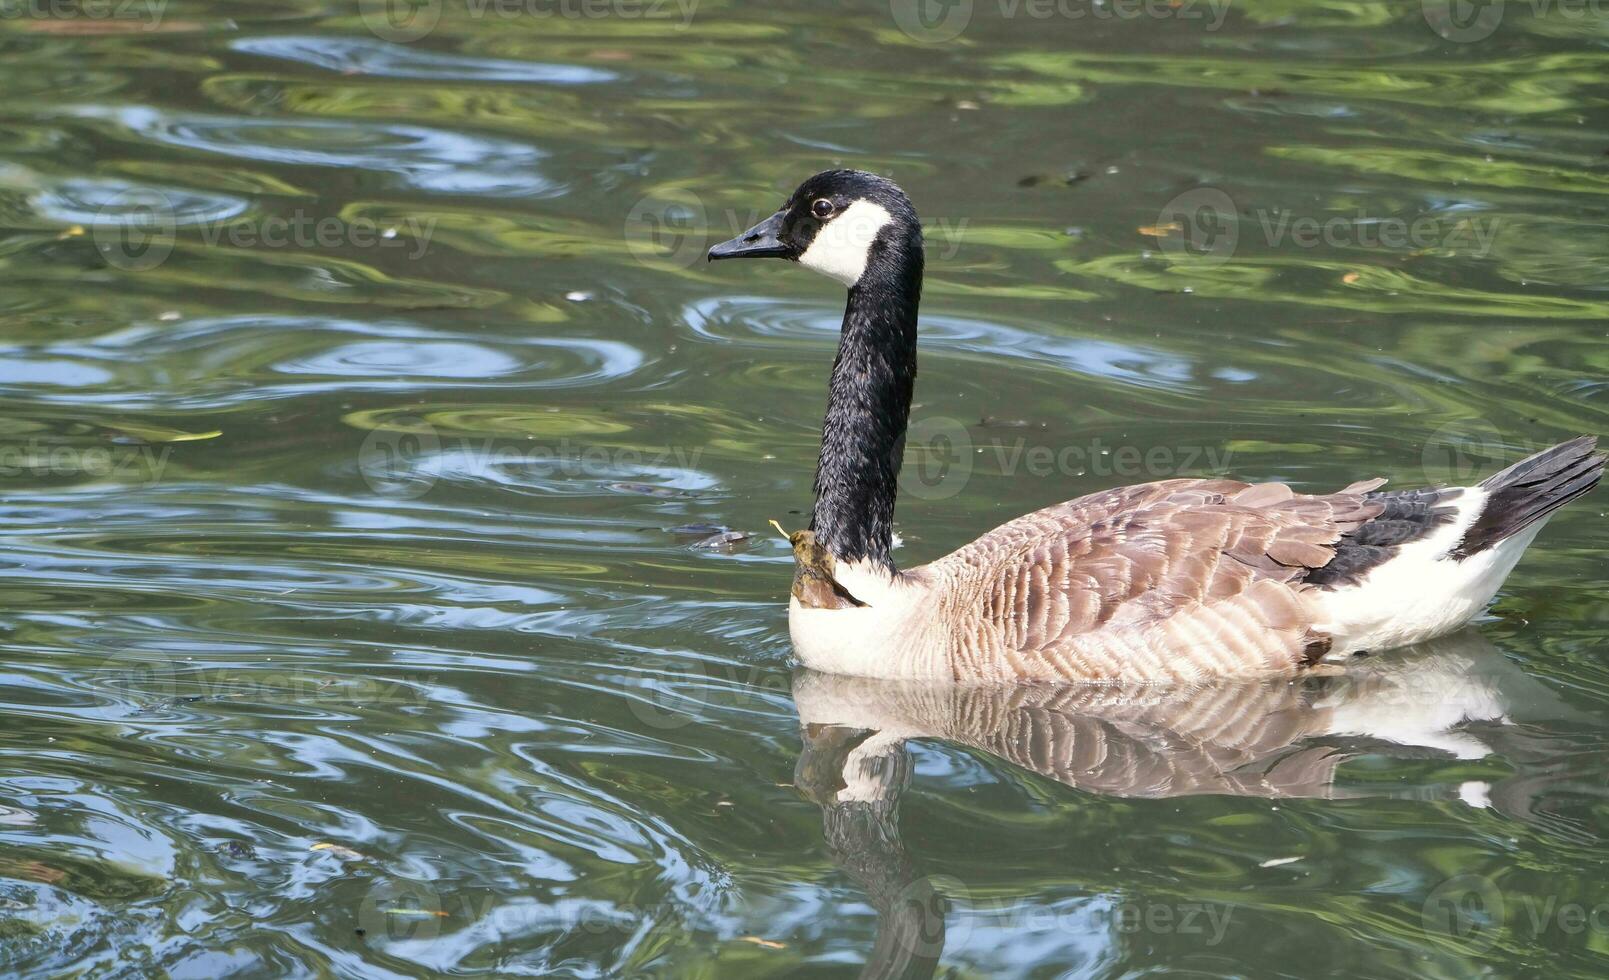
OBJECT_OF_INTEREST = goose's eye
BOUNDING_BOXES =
[811,199,834,219]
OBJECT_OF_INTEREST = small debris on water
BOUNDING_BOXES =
[692,530,750,551]
[310,842,368,862]
[666,523,727,536]
[608,482,685,498]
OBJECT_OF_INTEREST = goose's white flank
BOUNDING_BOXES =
[708,170,1604,683]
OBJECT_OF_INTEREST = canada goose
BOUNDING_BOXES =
[709,170,1605,683]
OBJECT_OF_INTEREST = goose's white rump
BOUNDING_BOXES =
[1311,485,1514,655]
[790,437,1604,683]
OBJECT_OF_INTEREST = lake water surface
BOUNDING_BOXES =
[4,0,1609,976]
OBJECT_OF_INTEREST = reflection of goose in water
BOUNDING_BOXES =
[792,632,1600,979]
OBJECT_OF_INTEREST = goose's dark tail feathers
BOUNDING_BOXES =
[1451,435,1605,559]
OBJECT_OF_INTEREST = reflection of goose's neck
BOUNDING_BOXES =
[810,234,922,573]
[797,726,943,980]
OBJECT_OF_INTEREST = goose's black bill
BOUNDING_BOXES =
[708,211,791,261]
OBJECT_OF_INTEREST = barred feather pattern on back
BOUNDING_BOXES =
[918,478,1394,682]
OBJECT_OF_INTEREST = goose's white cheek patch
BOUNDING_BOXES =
[798,200,894,286]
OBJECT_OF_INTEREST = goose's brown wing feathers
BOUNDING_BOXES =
[932,478,1393,681]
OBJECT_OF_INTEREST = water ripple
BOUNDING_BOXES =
[62,105,560,197]
[682,295,1198,390]
[233,35,618,84]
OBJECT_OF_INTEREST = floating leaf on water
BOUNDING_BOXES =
[310,842,367,862]
[105,422,223,444]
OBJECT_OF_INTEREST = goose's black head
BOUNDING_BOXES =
[708,170,922,288]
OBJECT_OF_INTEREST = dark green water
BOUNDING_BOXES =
[4,0,1609,975]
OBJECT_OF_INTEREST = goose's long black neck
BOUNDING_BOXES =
[810,241,921,573]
